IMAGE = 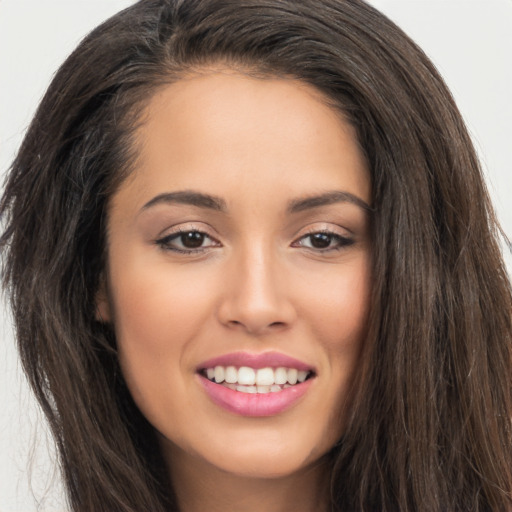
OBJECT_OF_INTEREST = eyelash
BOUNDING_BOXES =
[155,229,220,254]
[155,229,354,254]
[291,229,354,252]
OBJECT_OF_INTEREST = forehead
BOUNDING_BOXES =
[114,69,370,212]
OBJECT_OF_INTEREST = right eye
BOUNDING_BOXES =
[155,230,220,254]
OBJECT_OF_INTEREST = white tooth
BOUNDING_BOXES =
[238,366,256,385]
[256,367,275,386]
[257,385,270,393]
[214,366,225,383]
[275,367,288,385]
[225,366,238,383]
[206,368,215,380]
[225,383,237,390]
[270,385,282,392]
[287,368,298,385]
[236,385,257,393]
[297,370,308,383]
[284,383,291,388]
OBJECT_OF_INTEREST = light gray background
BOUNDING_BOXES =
[1,1,511,511]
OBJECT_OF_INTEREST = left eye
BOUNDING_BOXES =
[295,232,353,251]
[156,230,218,252]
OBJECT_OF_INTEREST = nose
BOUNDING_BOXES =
[216,244,297,335]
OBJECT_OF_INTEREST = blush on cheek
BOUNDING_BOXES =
[110,266,208,345]
[315,271,370,340]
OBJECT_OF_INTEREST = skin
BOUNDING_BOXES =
[98,69,372,512]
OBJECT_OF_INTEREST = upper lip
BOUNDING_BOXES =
[197,351,315,372]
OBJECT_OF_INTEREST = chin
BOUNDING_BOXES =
[161,425,336,481]
[213,453,315,479]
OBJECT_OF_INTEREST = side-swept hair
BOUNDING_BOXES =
[2,1,511,510]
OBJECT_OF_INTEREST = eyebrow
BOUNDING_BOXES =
[287,191,372,214]
[142,190,227,212]
[141,189,372,215]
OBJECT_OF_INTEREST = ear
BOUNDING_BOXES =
[95,274,112,323]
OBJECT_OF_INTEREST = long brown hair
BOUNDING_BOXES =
[1,1,511,510]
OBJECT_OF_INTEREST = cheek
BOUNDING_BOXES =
[106,259,218,398]
[109,257,216,345]
[299,255,371,425]
[300,255,371,352]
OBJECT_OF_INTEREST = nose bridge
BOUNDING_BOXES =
[217,236,295,334]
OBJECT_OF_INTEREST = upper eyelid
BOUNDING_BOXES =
[156,222,219,239]
[292,223,354,239]
[154,221,354,242]
[157,229,219,244]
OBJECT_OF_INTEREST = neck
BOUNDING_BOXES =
[165,446,331,512]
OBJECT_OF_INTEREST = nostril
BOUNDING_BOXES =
[225,319,287,333]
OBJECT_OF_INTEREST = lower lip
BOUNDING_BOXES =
[198,375,313,417]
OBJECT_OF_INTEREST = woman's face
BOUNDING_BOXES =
[98,69,372,479]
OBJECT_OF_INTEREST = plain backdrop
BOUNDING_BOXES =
[1,1,511,511]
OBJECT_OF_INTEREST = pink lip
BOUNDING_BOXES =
[196,351,315,417]
[198,374,314,417]
[197,351,314,372]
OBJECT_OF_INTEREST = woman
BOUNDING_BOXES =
[1,0,511,511]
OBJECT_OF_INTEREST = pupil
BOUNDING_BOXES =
[181,232,204,248]
[310,233,332,248]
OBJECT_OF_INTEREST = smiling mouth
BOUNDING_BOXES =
[200,365,315,394]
